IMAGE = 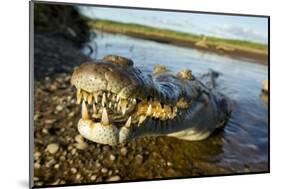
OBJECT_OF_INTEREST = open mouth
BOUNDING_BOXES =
[76,88,192,129]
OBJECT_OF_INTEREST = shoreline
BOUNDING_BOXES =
[88,19,268,65]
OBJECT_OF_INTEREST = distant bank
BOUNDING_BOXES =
[88,19,268,64]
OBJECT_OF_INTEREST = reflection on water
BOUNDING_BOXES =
[84,31,268,171]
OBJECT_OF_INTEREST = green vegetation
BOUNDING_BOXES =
[88,19,268,55]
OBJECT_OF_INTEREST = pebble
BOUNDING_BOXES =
[134,154,143,165]
[34,162,41,169]
[71,148,77,155]
[54,164,60,169]
[167,162,173,166]
[120,147,128,156]
[90,175,97,181]
[46,143,59,154]
[75,135,84,143]
[33,151,41,160]
[109,154,116,161]
[44,119,56,124]
[71,168,77,174]
[76,173,81,180]
[46,159,56,168]
[55,105,64,112]
[101,168,108,173]
[75,142,88,150]
[107,175,121,182]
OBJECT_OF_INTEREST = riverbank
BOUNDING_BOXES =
[88,19,268,64]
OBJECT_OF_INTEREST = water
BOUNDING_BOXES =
[84,31,268,172]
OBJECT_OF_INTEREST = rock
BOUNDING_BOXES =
[33,151,41,160]
[167,162,173,166]
[54,164,60,169]
[75,135,84,143]
[55,105,64,111]
[134,154,143,165]
[107,175,121,182]
[71,168,77,174]
[44,119,56,124]
[120,147,128,156]
[109,154,116,161]
[46,143,59,154]
[34,162,41,169]
[46,159,56,168]
[76,173,81,180]
[101,168,108,173]
[75,142,88,150]
[90,175,97,181]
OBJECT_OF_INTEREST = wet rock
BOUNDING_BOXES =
[107,175,121,182]
[46,143,59,154]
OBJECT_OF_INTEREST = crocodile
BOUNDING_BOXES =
[71,55,232,145]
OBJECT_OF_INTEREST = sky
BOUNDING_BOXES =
[78,6,268,44]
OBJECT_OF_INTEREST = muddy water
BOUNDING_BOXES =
[84,31,268,173]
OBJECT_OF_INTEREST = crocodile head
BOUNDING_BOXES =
[71,55,231,145]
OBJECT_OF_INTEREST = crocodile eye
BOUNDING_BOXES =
[103,55,134,67]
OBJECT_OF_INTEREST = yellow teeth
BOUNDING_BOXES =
[125,116,131,127]
[87,94,93,104]
[76,89,82,104]
[101,108,109,126]
[146,104,152,116]
[92,103,97,114]
[93,93,99,103]
[82,100,89,120]
[121,99,128,115]
[138,115,146,125]
[102,93,106,107]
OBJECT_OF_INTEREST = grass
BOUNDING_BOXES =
[88,19,268,55]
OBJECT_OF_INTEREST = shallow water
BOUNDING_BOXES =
[84,31,268,172]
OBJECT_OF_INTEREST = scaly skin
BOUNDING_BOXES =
[71,55,231,145]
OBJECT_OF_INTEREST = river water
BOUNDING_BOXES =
[83,31,268,173]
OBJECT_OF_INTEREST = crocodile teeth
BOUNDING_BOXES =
[82,91,88,102]
[102,93,106,107]
[101,108,109,126]
[92,103,97,114]
[146,104,152,116]
[116,95,120,102]
[82,100,89,119]
[76,89,82,104]
[125,116,131,127]
[87,94,93,104]
[93,93,99,103]
[121,100,128,115]
[138,115,146,125]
